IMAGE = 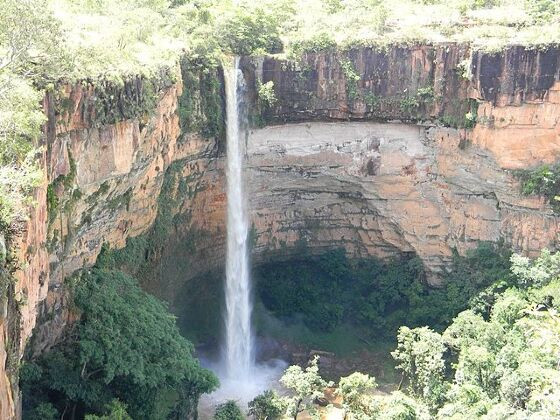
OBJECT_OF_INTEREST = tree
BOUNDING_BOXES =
[214,400,244,420]
[455,345,498,396]
[280,356,333,419]
[215,4,284,55]
[85,400,132,420]
[442,310,488,351]
[392,327,448,411]
[372,391,429,420]
[490,289,526,327]
[526,0,560,23]
[21,269,218,419]
[0,0,69,90]
[0,0,70,226]
[336,372,377,420]
[510,249,560,288]
[248,390,286,420]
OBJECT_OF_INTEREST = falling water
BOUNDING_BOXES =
[197,60,287,415]
[223,57,254,380]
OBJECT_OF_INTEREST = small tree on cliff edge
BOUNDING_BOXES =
[280,356,333,419]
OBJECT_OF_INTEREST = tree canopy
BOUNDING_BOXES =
[20,269,218,419]
[253,248,560,419]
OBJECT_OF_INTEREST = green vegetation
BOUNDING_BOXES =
[20,268,217,419]
[213,400,244,420]
[96,159,194,278]
[280,356,333,419]
[47,149,78,225]
[90,71,175,127]
[257,80,278,108]
[389,248,560,418]
[0,0,66,226]
[177,57,224,138]
[337,372,378,418]
[515,163,560,212]
[340,58,361,100]
[255,243,511,336]
[248,390,287,420]
[84,400,132,420]
[256,247,560,419]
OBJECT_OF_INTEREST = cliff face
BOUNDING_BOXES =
[1,44,560,418]
[247,122,557,279]
[245,45,560,278]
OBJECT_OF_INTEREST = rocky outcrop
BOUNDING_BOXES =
[0,68,223,417]
[2,44,560,418]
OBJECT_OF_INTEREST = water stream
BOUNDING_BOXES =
[223,57,254,380]
[198,59,285,418]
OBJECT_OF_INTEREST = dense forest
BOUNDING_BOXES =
[21,246,560,419]
[248,249,560,419]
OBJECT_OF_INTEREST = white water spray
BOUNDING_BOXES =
[198,59,287,416]
[223,57,254,380]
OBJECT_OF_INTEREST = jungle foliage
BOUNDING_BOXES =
[515,163,560,213]
[255,248,560,419]
[20,269,217,420]
[255,242,512,335]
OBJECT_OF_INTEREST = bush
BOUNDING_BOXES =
[526,0,560,23]
[257,80,277,108]
[85,400,132,420]
[515,164,560,213]
[214,400,244,420]
[248,390,286,420]
[396,249,560,418]
[216,6,283,55]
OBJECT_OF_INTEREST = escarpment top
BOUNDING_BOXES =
[1,1,560,418]
[245,44,560,126]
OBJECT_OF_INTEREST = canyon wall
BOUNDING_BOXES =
[1,44,560,417]
[243,45,560,278]
[247,122,558,280]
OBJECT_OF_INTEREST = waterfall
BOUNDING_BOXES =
[198,60,286,415]
[223,57,254,380]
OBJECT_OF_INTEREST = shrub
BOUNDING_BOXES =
[280,356,333,420]
[216,6,283,55]
[257,80,277,108]
[214,400,244,420]
[248,390,286,420]
[337,372,377,418]
[526,0,560,23]
[514,164,560,213]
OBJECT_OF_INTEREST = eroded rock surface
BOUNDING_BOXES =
[247,122,558,282]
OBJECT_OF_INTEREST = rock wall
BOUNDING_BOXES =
[253,45,560,126]
[1,44,560,418]
[0,68,225,417]
[246,122,558,281]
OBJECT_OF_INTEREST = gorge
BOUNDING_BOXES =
[2,12,560,418]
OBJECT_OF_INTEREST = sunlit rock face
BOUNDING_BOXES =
[247,121,559,284]
[2,44,560,419]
